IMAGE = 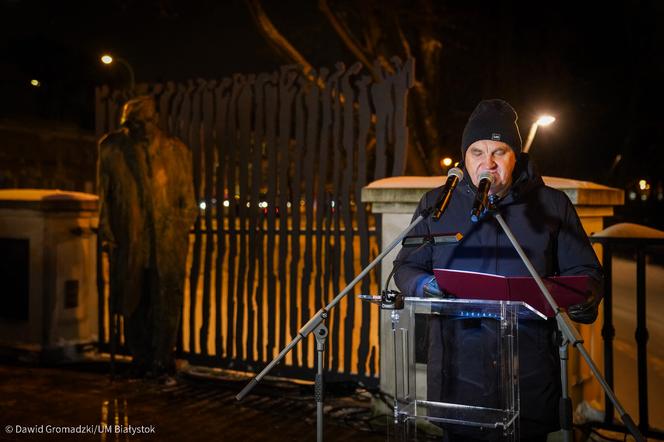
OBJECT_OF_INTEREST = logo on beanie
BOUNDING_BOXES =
[491,133,501,141]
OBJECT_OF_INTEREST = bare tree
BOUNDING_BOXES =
[246,0,447,175]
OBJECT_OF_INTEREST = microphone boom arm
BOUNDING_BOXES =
[236,170,464,441]
[488,207,645,442]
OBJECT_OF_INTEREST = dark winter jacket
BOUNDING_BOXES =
[394,154,603,439]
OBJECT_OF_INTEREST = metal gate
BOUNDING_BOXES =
[95,58,414,384]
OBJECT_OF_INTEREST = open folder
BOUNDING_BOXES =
[433,269,591,318]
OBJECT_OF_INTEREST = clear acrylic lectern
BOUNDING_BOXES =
[390,298,546,441]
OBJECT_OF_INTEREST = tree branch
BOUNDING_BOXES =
[245,0,313,75]
[318,0,381,82]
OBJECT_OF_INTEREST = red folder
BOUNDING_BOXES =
[433,269,591,318]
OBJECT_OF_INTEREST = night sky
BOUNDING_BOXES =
[1,0,662,225]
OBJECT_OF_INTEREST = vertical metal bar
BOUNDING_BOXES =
[251,74,268,362]
[635,248,649,430]
[237,75,254,362]
[215,78,232,360]
[401,327,409,399]
[290,81,306,367]
[329,63,344,373]
[355,75,372,377]
[264,73,279,360]
[200,81,215,357]
[277,68,296,361]
[227,75,241,359]
[181,80,200,354]
[601,243,615,424]
[302,70,320,369]
[340,64,360,374]
[237,75,256,359]
[314,68,334,369]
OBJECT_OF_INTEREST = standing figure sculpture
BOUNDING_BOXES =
[98,96,196,381]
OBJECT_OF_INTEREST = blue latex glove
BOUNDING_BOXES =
[415,275,444,298]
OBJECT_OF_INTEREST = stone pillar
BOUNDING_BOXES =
[0,189,99,361]
[361,176,624,408]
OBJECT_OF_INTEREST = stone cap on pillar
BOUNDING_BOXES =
[361,176,624,216]
[0,189,99,212]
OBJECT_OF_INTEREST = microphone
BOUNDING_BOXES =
[470,171,494,222]
[432,167,464,221]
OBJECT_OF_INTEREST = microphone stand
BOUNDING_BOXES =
[236,168,463,441]
[236,204,441,442]
[484,201,645,442]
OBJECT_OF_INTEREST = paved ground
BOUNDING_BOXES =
[0,257,660,442]
[0,360,396,441]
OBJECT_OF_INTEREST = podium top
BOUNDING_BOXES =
[357,295,546,321]
[404,297,547,320]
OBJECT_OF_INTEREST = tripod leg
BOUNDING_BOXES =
[559,340,573,442]
[314,323,328,442]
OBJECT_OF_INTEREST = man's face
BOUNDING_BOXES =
[464,140,517,196]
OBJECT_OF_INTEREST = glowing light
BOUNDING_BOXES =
[524,115,556,153]
[536,115,556,126]
[199,201,206,210]
[441,157,453,167]
[30,79,40,87]
[628,191,637,201]
[223,200,230,207]
[638,180,648,190]
[101,55,113,65]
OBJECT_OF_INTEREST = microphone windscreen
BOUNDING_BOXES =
[478,171,494,183]
[448,167,464,180]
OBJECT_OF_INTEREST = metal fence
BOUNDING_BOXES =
[589,232,664,439]
[95,58,414,384]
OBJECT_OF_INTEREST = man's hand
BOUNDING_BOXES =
[568,297,599,324]
[422,276,443,298]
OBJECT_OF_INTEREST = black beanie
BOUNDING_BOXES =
[460,99,522,157]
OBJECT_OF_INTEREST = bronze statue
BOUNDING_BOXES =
[98,96,196,380]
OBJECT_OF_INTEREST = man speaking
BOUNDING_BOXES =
[394,99,603,441]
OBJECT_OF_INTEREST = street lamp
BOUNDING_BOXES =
[439,157,453,170]
[100,53,135,91]
[523,115,556,153]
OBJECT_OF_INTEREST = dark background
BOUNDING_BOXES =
[1,0,662,228]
